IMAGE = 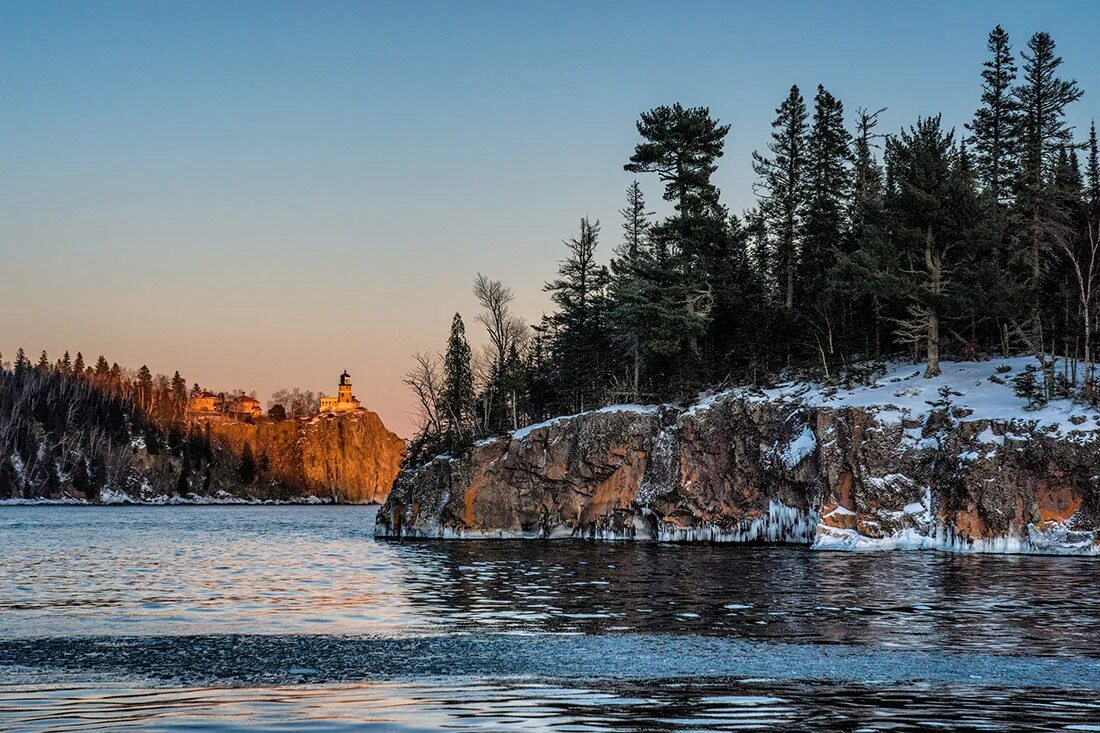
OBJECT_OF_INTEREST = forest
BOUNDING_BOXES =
[404,27,1100,464]
[0,348,315,499]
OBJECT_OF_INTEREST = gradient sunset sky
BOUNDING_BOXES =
[3,1,1099,436]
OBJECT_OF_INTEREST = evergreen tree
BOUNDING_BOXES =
[72,352,85,379]
[441,312,474,447]
[801,85,852,367]
[545,217,612,412]
[170,371,188,422]
[36,351,50,373]
[94,356,110,383]
[500,342,527,428]
[14,348,28,378]
[850,108,887,223]
[1014,31,1083,288]
[59,351,72,376]
[841,106,891,356]
[238,443,256,484]
[608,181,652,399]
[967,25,1021,208]
[753,85,809,310]
[136,365,153,410]
[1087,120,1100,216]
[625,103,731,394]
[886,116,977,377]
[618,180,651,262]
[700,214,770,382]
[804,85,851,268]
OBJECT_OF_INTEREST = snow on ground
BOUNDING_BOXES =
[695,356,1100,438]
[510,404,659,440]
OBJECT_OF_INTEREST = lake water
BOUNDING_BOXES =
[3,506,1100,731]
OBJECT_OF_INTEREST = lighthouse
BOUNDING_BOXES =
[319,370,362,413]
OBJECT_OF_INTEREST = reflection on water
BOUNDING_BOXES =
[4,678,1100,732]
[4,506,1100,655]
[4,506,1100,731]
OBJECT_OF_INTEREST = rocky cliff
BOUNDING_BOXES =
[376,357,1100,554]
[202,410,405,503]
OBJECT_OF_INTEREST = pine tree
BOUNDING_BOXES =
[14,348,29,378]
[618,180,650,262]
[804,85,851,268]
[967,25,1021,208]
[840,107,892,356]
[625,103,728,219]
[441,313,474,447]
[700,214,770,382]
[800,85,852,366]
[59,351,72,376]
[94,356,110,384]
[1014,31,1083,287]
[238,443,256,484]
[136,365,153,410]
[170,371,188,422]
[886,116,977,377]
[1087,120,1100,216]
[624,103,731,393]
[36,350,50,373]
[753,85,809,310]
[545,217,612,412]
[72,352,85,379]
[609,181,652,399]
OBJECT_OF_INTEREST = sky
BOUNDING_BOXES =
[2,1,1099,437]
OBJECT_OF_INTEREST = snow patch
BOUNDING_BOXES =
[778,426,816,470]
[693,356,1100,440]
[814,520,1099,556]
[511,404,658,440]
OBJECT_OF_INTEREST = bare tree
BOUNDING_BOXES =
[268,388,317,418]
[473,274,529,431]
[1054,218,1100,393]
[473,273,528,367]
[403,352,444,438]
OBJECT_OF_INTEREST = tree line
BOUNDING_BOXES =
[0,349,219,499]
[405,26,1099,464]
[0,349,303,498]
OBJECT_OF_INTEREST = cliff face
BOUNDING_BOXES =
[0,365,404,504]
[204,410,405,503]
[376,358,1100,554]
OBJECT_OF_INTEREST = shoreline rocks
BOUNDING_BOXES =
[377,359,1100,555]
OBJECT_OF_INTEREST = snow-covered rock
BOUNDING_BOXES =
[377,357,1100,555]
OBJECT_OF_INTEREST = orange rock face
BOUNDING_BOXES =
[377,395,1100,553]
[203,410,404,503]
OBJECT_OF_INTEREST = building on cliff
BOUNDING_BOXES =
[188,390,220,414]
[228,394,262,417]
[319,371,361,413]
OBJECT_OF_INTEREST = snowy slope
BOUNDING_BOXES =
[707,356,1100,439]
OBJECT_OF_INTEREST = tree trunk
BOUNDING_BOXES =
[925,310,941,378]
[924,226,942,378]
[785,230,795,310]
[631,336,640,402]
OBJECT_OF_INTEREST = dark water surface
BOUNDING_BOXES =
[2,506,1100,731]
